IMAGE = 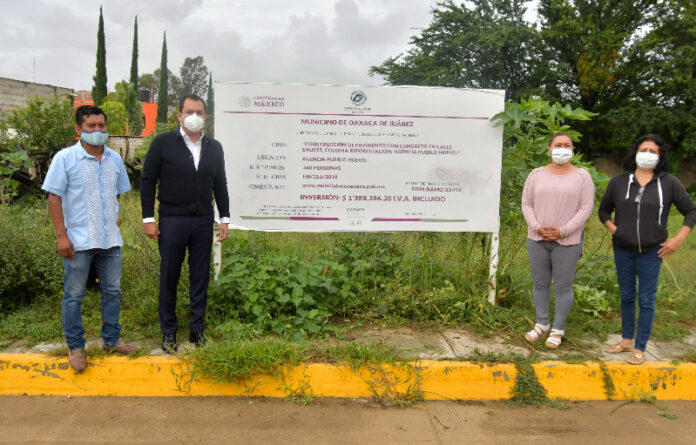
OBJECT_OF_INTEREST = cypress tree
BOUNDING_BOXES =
[125,15,143,136]
[206,72,214,137]
[130,16,138,89]
[156,32,169,123]
[125,83,143,136]
[91,6,107,106]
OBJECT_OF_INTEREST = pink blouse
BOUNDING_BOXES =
[521,167,595,246]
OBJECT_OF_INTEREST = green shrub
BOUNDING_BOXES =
[208,234,356,341]
[328,233,403,289]
[0,203,62,310]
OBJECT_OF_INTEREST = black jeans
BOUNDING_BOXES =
[158,214,214,335]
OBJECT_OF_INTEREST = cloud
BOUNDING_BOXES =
[0,0,436,91]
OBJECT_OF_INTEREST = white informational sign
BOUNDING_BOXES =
[215,83,504,232]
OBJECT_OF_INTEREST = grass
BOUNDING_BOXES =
[189,337,306,383]
[1,191,695,366]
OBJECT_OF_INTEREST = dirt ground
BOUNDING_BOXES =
[1,396,695,444]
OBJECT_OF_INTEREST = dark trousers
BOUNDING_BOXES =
[158,214,214,335]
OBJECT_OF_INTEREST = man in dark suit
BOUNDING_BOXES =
[140,93,230,352]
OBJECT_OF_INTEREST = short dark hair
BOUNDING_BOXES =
[622,133,670,173]
[178,94,206,113]
[75,105,107,127]
[548,132,572,146]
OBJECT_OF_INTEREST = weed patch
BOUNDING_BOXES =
[511,359,548,407]
[189,337,306,383]
[599,363,616,400]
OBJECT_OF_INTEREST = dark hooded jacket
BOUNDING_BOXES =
[598,171,696,253]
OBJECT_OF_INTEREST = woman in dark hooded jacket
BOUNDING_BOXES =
[598,134,696,364]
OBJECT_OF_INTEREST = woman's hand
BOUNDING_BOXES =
[604,221,617,235]
[658,237,683,258]
[538,226,560,241]
[658,226,692,258]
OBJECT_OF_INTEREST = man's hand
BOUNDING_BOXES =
[57,233,75,259]
[143,222,160,240]
[217,223,229,242]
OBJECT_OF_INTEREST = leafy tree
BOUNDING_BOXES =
[205,72,214,137]
[104,80,130,104]
[130,16,139,89]
[92,6,108,106]
[179,56,209,97]
[601,0,696,165]
[156,32,169,123]
[104,80,143,136]
[0,96,75,196]
[100,101,127,135]
[536,0,658,158]
[369,0,542,101]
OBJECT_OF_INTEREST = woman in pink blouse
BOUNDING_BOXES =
[521,133,595,348]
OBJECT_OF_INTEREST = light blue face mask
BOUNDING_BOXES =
[81,130,108,146]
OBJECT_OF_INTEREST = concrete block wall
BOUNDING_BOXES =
[0,77,74,114]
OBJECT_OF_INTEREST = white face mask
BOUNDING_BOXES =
[635,151,659,170]
[551,148,573,165]
[182,113,205,133]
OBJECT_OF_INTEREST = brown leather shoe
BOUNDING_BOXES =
[68,348,87,371]
[102,339,137,355]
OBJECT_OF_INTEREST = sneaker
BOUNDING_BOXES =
[68,348,87,371]
[102,339,137,355]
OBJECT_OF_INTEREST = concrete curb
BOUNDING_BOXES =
[1,354,695,400]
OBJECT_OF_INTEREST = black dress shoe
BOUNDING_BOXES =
[162,334,177,353]
[189,331,207,347]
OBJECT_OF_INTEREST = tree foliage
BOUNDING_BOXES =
[91,6,107,106]
[100,101,127,136]
[124,82,144,136]
[179,56,209,97]
[154,68,181,108]
[370,0,542,101]
[372,0,696,164]
[0,96,75,199]
[205,72,214,137]
[491,96,604,225]
[104,80,143,136]
[130,16,139,89]
[157,32,169,123]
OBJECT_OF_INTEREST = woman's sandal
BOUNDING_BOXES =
[545,329,564,349]
[606,341,634,354]
[626,350,645,365]
[524,323,550,342]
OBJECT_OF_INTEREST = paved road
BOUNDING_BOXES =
[2,396,695,444]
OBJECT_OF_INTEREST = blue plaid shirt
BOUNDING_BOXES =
[42,141,131,252]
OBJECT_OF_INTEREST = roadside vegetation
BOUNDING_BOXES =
[2,97,695,358]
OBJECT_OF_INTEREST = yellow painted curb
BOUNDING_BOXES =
[2,354,695,400]
[604,362,696,400]
[534,362,606,400]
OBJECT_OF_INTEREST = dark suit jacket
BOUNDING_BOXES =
[140,128,230,219]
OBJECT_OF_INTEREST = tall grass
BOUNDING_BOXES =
[1,190,694,349]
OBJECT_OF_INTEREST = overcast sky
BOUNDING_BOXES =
[0,0,439,92]
[0,0,539,93]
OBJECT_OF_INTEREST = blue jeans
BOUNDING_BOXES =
[613,244,662,351]
[62,247,123,350]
